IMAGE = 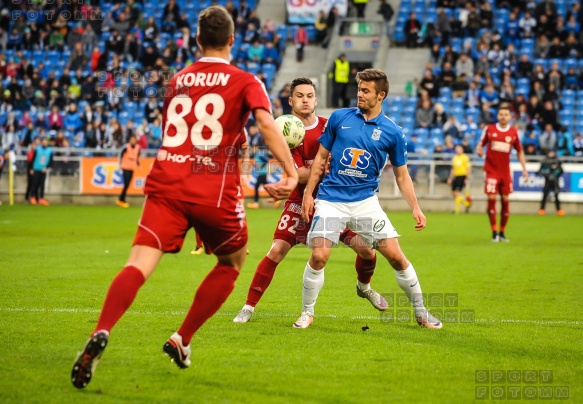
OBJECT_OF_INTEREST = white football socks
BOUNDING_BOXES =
[394,263,425,316]
[302,262,325,314]
[357,281,371,291]
[242,304,254,312]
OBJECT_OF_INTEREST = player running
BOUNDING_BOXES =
[233,77,387,324]
[71,6,298,389]
[476,105,528,242]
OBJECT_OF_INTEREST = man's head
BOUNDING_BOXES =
[289,77,317,118]
[497,105,512,126]
[197,6,234,50]
[356,69,389,114]
[455,144,464,154]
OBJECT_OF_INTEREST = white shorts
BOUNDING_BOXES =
[307,195,400,248]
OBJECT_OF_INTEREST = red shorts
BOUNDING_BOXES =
[133,195,247,255]
[484,175,513,195]
[272,200,355,246]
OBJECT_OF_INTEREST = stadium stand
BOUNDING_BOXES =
[388,0,581,158]
[0,0,287,154]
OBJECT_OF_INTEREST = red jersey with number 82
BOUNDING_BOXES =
[288,116,327,204]
[144,57,272,207]
[479,123,522,177]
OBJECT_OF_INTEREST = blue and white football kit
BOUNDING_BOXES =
[308,107,407,247]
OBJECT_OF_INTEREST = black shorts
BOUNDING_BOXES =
[452,176,466,192]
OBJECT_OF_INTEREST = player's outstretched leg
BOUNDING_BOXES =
[378,239,442,329]
[71,330,109,389]
[234,256,278,323]
[163,332,192,369]
[354,255,388,311]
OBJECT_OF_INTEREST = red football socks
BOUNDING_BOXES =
[355,254,376,284]
[245,256,278,307]
[487,199,497,231]
[178,264,239,345]
[500,199,510,232]
[94,265,145,333]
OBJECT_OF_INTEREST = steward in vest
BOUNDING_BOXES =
[117,134,141,208]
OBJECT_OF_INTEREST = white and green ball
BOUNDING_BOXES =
[275,114,306,149]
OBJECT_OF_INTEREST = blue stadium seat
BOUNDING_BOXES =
[406,96,418,107]
[391,95,405,108]
[414,127,429,139]
[439,87,452,98]
[430,127,443,139]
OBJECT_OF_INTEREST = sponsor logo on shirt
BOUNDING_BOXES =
[371,128,381,141]
[339,148,371,169]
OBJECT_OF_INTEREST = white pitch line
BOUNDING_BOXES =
[0,307,581,325]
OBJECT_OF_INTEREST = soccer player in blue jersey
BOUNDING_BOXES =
[293,68,442,329]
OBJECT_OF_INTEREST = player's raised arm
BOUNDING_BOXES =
[254,108,298,199]
[393,164,426,231]
[302,144,329,223]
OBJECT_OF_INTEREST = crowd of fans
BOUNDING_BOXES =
[0,0,289,157]
[390,0,583,159]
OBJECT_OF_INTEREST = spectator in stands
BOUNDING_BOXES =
[148,117,162,148]
[163,0,181,24]
[452,73,470,98]
[64,103,82,134]
[418,69,439,98]
[315,10,328,45]
[0,27,6,53]
[322,6,338,48]
[479,103,494,127]
[539,100,558,129]
[465,80,481,109]
[534,34,550,59]
[48,106,63,131]
[515,103,532,133]
[564,67,580,90]
[556,126,574,156]
[294,25,309,62]
[161,14,177,36]
[539,123,557,153]
[480,1,493,28]
[547,36,565,59]
[480,82,500,110]
[455,53,474,78]
[378,0,394,40]
[466,3,481,37]
[517,54,534,79]
[415,98,435,129]
[519,11,537,38]
[527,94,543,123]
[506,10,520,43]
[143,17,159,42]
[536,0,558,26]
[277,83,292,114]
[433,102,447,128]
[573,133,583,156]
[443,115,464,140]
[439,61,456,88]
[247,39,264,63]
[565,33,582,58]
[262,41,280,68]
[461,115,478,136]
[404,12,421,48]
[435,7,452,46]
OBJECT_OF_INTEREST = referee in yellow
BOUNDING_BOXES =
[447,144,472,214]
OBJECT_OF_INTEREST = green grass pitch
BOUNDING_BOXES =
[0,205,581,403]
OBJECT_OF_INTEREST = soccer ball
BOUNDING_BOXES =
[275,114,305,149]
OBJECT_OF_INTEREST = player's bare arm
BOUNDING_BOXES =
[302,144,329,223]
[476,143,484,158]
[254,109,299,199]
[517,150,528,179]
[393,164,426,231]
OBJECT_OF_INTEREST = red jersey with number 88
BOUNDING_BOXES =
[479,123,523,177]
[144,57,272,207]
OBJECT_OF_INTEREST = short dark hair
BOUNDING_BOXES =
[290,77,316,96]
[498,104,511,113]
[356,68,389,99]
[197,6,234,49]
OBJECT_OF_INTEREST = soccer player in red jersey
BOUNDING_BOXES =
[71,6,298,389]
[476,105,528,242]
[233,77,387,323]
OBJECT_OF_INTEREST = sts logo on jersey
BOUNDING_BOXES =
[338,148,371,178]
[340,148,371,169]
